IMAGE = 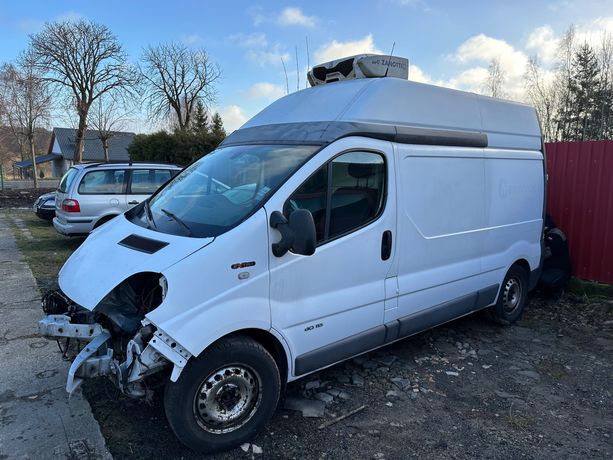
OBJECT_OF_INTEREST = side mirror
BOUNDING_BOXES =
[270,209,316,257]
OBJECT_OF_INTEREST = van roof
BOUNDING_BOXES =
[223,78,541,151]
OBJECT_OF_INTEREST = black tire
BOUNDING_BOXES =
[164,335,281,454]
[489,264,529,325]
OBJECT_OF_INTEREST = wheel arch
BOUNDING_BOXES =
[93,213,120,229]
[199,328,291,388]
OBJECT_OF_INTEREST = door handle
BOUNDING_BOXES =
[381,230,392,261]
[128,200,139,205]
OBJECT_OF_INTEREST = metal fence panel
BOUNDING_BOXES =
[545,140,613,284]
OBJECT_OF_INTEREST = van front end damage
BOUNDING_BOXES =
[38,275,191,398]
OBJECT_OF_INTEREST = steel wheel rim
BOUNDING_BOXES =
[503,277,522,314]
[193,365,262,434]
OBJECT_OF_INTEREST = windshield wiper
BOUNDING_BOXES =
[160,208,193,236]
[144,200,156,229]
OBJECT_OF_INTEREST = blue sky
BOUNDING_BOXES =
[1,0,612,132]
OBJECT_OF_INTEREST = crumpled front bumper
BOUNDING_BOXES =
[39,315,113,394]
[38,313,192,397]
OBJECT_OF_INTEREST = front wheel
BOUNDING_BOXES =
[489,264,529,325]
[164,335,281,454]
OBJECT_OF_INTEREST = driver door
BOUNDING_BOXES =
[266,138,397,377]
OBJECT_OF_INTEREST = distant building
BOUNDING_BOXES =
[13,127,135,178]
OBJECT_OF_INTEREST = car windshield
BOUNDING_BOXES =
[58,167,79,193]
[128,144,319,238]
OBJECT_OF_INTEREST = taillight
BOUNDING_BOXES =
[61,199,80,212]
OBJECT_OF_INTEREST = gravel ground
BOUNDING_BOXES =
[83,292,613,459]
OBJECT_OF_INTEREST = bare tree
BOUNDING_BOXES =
[597,32,613,139]
[88,95,132,162]
[0,52,51,188]
[29,19,137,164]
[140,42,220,130]
[484,58,506,98]
[555,26,577,139]
[524,56,559,141]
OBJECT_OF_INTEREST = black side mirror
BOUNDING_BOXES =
[270,209,316,257]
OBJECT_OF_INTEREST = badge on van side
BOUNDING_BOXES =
[231,261,256,269]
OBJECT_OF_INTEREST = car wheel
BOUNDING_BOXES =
[164,335,281,454]
[489,264,529,325]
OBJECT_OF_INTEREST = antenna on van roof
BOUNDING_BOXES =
[384,42,396,78]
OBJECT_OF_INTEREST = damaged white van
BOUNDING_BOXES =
[38,54,545,453]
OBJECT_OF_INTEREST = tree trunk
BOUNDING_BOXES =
[29,135,38,189]
[103,139,110,162]
[74,106,88,164]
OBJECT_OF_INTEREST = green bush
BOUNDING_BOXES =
[128,129,225,166]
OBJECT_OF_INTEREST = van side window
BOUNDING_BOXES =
[78,170,127,195]
[329,152,385,238]
[285,151,385,244]
[284,167,328,242]
[130,169,173,194]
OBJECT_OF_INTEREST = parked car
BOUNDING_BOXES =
[39,55,545,453]
[33,191,56,221]
[52,162,181,236]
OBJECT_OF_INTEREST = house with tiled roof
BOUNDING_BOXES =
[14,127,135,177]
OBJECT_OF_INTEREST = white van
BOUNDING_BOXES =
[38,55,545,453]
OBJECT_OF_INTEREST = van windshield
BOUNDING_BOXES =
[128,144,319,238]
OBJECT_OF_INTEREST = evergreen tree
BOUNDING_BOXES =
[211,112,226,140]
[192,100,209,133]
[567,43,600,140]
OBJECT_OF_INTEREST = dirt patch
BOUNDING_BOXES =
[83,293,613,459]
[0,188,55,209]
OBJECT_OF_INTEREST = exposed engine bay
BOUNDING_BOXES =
[38,273,191,398]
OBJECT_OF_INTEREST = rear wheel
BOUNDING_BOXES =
[490,264,529,325]
[164,335,281,453]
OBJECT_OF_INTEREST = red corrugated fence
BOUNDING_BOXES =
[545,140,613,284]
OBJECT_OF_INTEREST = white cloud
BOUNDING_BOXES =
[391,0,424,6]
[247,6,266,27]
[526,25,559,65]
[408,64,431,83]
[244,82,285,101]
[249,6,317,28]
[314,34,383,63]
[445,67,490,92]
[219,105,248,133]
[277,7,317,27]
[448,34,529,98]
[246,47,291,66]
[229,32,290,67]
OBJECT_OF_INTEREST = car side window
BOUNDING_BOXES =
[130,169,173,194]
[284,151,385,244]
[78,169,127,195]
